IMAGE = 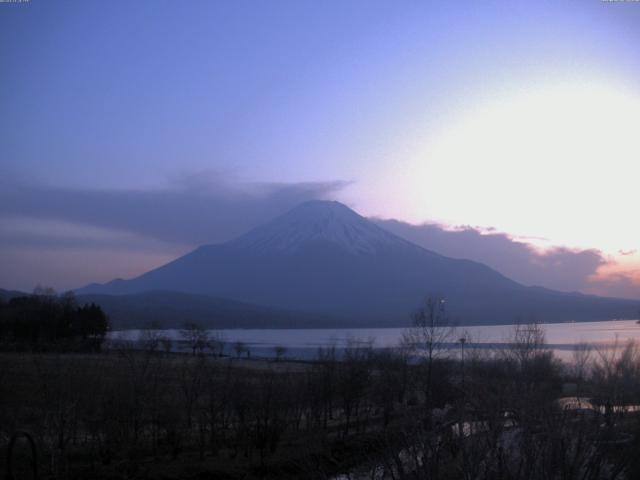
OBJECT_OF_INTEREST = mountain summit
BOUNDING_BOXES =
[230,200,419,255]
[79,201,638,325]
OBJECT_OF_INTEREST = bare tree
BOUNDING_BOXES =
[233,341,246,358]
[180,322,209,356]
[504,322,549,367]
[206,332,226,357]
[33,284,57,298]
[572,341,593,400]
[402,295,453,407]
[592,338,640,412]
[138,328,161,352]
[273,345,287,361]
[338,337,374,436]
[159,334,173,354]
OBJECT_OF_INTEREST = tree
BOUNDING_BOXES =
[234,341,246,358]
[159,335,173,354]
[338,338,373,436]
[180,322,209,356]
[138,329,161,353]
[33,285,57,299]
[207,332,226,357]
[273,345,287,361]
[75,303,109,347]
[0,292,108,350]
[505,321,549,368]
[572,341,593,400]
[402,295,453,407]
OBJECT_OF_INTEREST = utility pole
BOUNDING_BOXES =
[459,337,466,388]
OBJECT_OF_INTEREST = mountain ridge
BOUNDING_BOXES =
[0,288,351,329]
[227,200,430,256]
[77,201,639,325]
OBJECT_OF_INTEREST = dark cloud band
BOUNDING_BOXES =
[373,218,615,295]
[0,177,348,246]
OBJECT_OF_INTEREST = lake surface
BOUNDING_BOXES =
[110,319,640,361]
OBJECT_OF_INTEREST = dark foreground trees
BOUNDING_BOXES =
[2,322,640,479]
[0,289,109,351]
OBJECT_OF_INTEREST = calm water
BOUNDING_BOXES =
[110,319,640,360]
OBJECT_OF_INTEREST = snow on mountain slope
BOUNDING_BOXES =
[77,201,640,325]
[229,200,425,255]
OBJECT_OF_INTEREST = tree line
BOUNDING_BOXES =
[0,287,109,351]
[2,331,640,478]
[2,296,640,479]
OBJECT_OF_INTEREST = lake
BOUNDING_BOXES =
[109,319,640,361]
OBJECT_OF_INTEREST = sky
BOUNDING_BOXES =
[1,0,639,297]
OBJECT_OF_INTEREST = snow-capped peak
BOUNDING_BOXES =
[230,200,416,255]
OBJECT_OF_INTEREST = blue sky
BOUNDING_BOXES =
[1,0,639,295]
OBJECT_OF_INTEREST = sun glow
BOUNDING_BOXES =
[388,81,640,255]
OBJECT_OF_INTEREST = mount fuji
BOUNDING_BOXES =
[78,201,638,325]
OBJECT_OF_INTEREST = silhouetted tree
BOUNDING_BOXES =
[273,345,287,361]
[179,322,209,355]
[233,341,246,358]
[402,295,453,407]
[0,289,109,350]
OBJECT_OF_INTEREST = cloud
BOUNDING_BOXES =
[586,259,640,300]
[0,174,348,247]
[373,218,616,294]
[0,218,183,253]
[1,175,638,300]
[0,174,347,290]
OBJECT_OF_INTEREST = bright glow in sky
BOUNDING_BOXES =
[1,0,639,295]
[338,77,640,298]
[365,80,640,254]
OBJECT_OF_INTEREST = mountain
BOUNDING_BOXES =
[78,200,639,325]
[2,288,335,330]
[76,291,346,330]
[0,288,26,303]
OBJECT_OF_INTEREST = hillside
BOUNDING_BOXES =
[78,201,639,325]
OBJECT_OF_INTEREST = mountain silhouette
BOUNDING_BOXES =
[78,201,638,325]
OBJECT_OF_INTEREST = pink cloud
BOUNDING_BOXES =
[587,260,640,299]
